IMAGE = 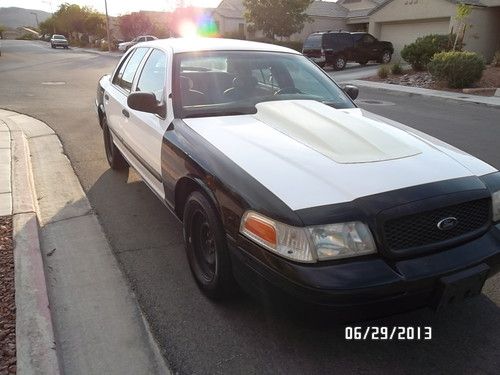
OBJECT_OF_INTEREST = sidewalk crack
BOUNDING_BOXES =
[44,210,94,226]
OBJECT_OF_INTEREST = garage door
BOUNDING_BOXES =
[379,18,451,58]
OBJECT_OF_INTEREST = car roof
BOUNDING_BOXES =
[309,31,364,36]
[139,38,301,55]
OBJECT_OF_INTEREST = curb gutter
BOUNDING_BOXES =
[346,79,500,108]
[7,123,61,374]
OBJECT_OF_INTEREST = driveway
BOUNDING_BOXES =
[326,62,380,82]
[0,40,499,375]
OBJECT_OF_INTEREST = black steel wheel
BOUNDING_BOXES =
[333,55,347,71]
[102,117,128,170]
[183,191,236,299]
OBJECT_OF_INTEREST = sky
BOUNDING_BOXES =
[0,0,224,15]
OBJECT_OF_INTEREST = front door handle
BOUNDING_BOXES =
[122,109,130,118]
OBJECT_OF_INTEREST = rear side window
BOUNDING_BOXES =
[136,49,167,102]
[324,33,352,50]
[303,34,323,49]
[113,47,148,92]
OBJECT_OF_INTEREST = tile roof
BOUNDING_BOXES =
[214,0,349,19]
[306,1,349,18]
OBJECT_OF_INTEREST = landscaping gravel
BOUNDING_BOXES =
[0,217,15,375]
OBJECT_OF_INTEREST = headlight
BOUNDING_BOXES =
[240,211,376,263]
[307,222,376,260]
[492,190,500,222]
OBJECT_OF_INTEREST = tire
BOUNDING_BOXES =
[379,51,392,64]
[333,55,347,71]
[183,191,236,300]
[102,117,128,170]
[51,44,55,48]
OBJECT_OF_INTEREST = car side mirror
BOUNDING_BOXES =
[342,84,359,101]
[127,92,166,117]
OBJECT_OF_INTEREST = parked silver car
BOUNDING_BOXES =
[118,35,157,52]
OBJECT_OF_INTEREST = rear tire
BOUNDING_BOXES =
[102,117,128,170]
[183,191,236,300]
[333,55,347,71]
[379,51,392,64]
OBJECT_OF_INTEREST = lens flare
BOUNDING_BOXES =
[179,21,198,38]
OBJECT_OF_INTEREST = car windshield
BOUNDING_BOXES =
[174,51,355,118]
[53,35,65,39]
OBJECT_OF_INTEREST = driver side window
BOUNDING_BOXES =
[135,49,167,102]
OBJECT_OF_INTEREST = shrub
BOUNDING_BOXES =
[222,31,246,40]
[378,65,390,79]
[428,51,485,88]
[16,33,37,40]
[250,38,302,52]
[401,34,453,71]
[492,51,500,67]
[391,61,403,75]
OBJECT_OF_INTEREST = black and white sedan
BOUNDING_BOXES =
[96,38,500,318]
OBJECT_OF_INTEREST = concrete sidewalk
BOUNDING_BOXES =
[347,79,500,108]
[0,110,170,375]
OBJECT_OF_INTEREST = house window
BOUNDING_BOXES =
[238,23,245,35]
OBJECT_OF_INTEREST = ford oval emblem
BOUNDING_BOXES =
[437,217,459,231]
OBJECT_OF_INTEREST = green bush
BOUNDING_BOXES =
[391,61,403,75]
[401,34,453,71]
[378,65,390,79]
[492,51,500,67]
[428,51,485,88]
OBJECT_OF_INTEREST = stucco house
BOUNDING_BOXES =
[367,0,500,61]
[213,0,500,61]
[212,0,353,40]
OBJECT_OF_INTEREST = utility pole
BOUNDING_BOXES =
[104,0,112,52]
[30,12,40,28]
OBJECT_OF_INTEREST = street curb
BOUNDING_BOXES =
[346,79,500,108]
[2,109,171,374]
[70,46,123,58]
[7,127,61,374]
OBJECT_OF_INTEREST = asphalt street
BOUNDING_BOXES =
[1,40,499,375]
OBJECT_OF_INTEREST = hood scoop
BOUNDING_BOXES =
[254,100,421,164]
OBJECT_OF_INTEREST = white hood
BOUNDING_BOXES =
[184,100,496,210]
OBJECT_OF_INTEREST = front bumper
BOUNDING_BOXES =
[52,41,68,46]
[228,224,500,319]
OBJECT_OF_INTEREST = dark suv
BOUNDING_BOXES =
[303,31,394,70]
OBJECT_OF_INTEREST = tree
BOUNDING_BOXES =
[119,13,153,41]
[84,13,106,39]
[243,0,313,39]
[453,3,472,51]
[39,3,107,42]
